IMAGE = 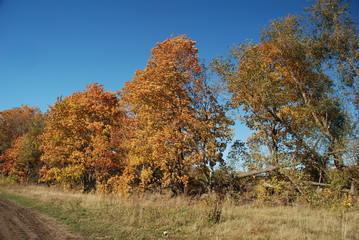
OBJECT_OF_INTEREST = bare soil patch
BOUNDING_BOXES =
[0,197,81,240]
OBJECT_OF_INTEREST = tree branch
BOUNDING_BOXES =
[236,162,300,178]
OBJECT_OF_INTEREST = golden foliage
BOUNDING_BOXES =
[40,83,126,191]
[0,106,44,183]
[120,35,232,193]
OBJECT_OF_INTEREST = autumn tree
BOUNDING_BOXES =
[119,35,232,194]
[0,105,42,154]
[305,0,359,172]
[193,83,234,191]
[212,7,353,181]
[306,0,359,109]
[40,83,126,192]
[0,106,44,183]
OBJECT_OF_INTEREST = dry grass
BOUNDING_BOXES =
[0,182,358,240]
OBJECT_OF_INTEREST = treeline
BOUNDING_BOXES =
[1,0,358,205]
[1,37,233,195]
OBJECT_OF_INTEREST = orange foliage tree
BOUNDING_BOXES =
[0,106,44,183]
[119,35,233,194]
[212,16,349,180]
[40,83,126,192]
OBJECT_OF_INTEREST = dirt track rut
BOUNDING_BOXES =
[0,197,81,240]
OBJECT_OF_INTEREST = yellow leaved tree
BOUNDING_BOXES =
[118,35,232,194]
[40,83,126,192]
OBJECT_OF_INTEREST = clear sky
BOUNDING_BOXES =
[1,0,358,141]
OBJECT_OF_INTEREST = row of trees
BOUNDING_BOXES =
[1,0,358,200]
[0,36,233,194]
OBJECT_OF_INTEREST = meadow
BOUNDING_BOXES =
[0,181,358,240]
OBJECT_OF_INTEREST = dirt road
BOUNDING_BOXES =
[0,197,81,240]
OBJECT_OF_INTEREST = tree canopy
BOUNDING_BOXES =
[119,35,232,193]
[39,83,126,192]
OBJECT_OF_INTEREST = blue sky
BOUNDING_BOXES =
[1,0,358,142]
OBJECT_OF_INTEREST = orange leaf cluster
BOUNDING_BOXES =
[39,83,126,192]
[119,35,232,193]
[0,106,44,183]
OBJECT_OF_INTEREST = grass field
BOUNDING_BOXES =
[0,182,358,240]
